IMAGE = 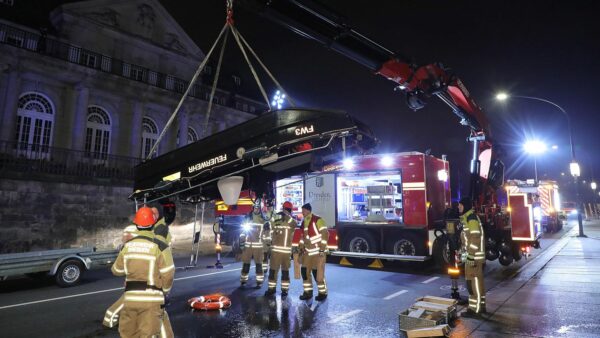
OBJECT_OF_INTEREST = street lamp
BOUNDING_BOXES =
[523,140,547,184]
[496,92,585,237]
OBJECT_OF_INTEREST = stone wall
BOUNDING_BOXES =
[0,178,216,254]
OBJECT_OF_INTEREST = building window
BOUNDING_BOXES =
[141,117,159,158]
[0,0,15,6]
[176,127,199,147]
[131,66,145,81]
[81,50,97,68]
[68,46,81,63]
[85,106,111,159]
[232,75,241,86]
[249,106,256,113]
[15,92,54,156]
[203,65,212,75]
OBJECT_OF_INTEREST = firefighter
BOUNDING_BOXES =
[458,197,486,316]
[298,203,329,301]
[239,204,265,287]
[265,201,297,297]
[104,202,176,336]
[111,206,175,338]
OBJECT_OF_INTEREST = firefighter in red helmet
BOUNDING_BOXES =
[298,203,329,301]
[110,206,175,338]
[265,201,297,297]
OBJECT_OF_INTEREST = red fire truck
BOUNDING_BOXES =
[506,180,562,233]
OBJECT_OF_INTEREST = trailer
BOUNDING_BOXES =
[0,247,118,287]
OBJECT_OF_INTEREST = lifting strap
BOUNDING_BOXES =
[147,0,296,160]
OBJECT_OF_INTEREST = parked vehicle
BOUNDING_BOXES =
[0,247,118,287]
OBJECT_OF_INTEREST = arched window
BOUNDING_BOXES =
[85,106,111,159]
[176,127,199,147]
[188,127,198,143]
[141,117,159,158]
[15,92,54,155]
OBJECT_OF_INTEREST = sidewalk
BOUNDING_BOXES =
[453,220,600,337]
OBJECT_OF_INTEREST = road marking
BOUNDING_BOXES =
[328,309,363,324]
[422,276,440,284]
[173,268,240,281]
[0,268,240,310]
[384,289,408,300]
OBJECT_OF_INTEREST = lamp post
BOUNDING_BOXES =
[523,140,547,184]
[496,93,585,237]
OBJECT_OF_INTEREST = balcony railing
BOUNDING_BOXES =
[0,22,266,114]
[0,140,140,182]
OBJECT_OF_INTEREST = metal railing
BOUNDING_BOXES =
[0,22,266,114]
[0,140,140,181]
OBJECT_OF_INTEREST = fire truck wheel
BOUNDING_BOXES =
[499,254,513,266]
[386,234,422,256]
[512,245,522,261]
[344,230,378,253]
[432,236,452,266]
[486,248,499,261]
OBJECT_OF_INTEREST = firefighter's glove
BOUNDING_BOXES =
[460,252,468,263]
[466,258,475,267]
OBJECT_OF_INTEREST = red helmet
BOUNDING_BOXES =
[134,206,156,228]
[282,201,294,210]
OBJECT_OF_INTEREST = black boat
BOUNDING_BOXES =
[131,108,376,202]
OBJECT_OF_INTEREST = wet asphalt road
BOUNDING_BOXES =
[0,222,574,338]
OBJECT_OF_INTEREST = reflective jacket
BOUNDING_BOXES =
[240,213,265,248]
[123,219,172,246]
[460,209,486,262]
[299,213,329,256]
[111,230,175,304]
[271,212,297,254]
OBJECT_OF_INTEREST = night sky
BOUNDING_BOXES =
[160,0,600,201]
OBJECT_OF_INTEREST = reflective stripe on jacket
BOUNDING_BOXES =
[300,213,328,255]
[111,230,175,302]
[460,209,486,261]
[271,213,297,254]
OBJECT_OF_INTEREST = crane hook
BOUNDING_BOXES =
[226,0,234,25]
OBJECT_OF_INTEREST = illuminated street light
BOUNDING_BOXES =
[592,182,597,190]
[570,162,581,177]
[551,145,558,150]
[523,140,547,154]
[496,92,585,237]
[495,92,508,101]
[271,90,286,109]
[523,140,546,184]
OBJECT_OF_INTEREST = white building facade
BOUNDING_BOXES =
[0,0,264,172]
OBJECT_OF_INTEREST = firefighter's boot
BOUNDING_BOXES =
[240,263,250,286]
[313,269,327,301]
[265,269,277,296]
[300,267,313,300]
[281,270,290,297]
[255,263,264,287]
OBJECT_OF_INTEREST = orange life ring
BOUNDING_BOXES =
[188,294,232,311]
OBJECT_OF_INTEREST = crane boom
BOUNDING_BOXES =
[244,0,490,137]
[242,0,499,201]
